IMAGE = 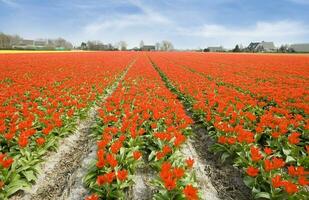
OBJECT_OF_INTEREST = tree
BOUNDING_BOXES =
[9,34,22,46]
[160,40,174,51]
[81,42,87,50]
[155,42,160,51]
[233,44,241,52]
[278,45,288,53]
[87,41,96,50]
[139,40,144,49]
[64,41,73,50]
[117,41,127,51]
[0,33,11,49]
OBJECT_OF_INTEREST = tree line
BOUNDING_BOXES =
[80,40,174,51]
[0,32,175,51]
[0,32,73,50]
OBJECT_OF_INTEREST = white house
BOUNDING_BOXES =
[289,43,309,52]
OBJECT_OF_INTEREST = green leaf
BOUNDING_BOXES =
[285,156,296,163]
[22,170,36,182]
[243,176,254,187]
[5,180,30,197]
[148,151,156,161]
[282,148,291,156]
[255,192,270,199]
[220,152,230,163]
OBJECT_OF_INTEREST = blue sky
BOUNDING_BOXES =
[0,0,309,49]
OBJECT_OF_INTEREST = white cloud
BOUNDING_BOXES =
[72,1,309,48]
[84,0,171,35]
[178,20,309,48]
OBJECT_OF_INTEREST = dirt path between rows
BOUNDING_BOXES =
[189,123,253,200]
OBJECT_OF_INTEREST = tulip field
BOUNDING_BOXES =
[0,52,308,200]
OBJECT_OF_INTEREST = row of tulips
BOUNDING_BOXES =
[155,52,308,114]
[0,52,134,199]
[84,55,200,200]
[149,53,308,200]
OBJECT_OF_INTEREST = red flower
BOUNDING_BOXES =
[237,130,254,144]
[298,176,309,186]
[117,169,128,181]
[174,132,186,146]
[0,153,5,164]
[156,152,164,160]
[164,177,176,190]
[283,181,298,194]
[218,136,227,144]
[85,194,99,200]
[106,154,118,168]
[264,159,272,172]
[0,181,4,189]
[272,157,285,169]
[272,175,283,188]
[160,169,171,181]
[97,149,104,159]
[111,141,122,154]
[186,158,194,168]
[250,146,263,162]
[18,136,28,148]
[96,160,105,168]
[2,157,14,169]
[97,175,106,186]
[161,161,172,171]
[133,151,142,160]
[288,166,307,176]
[162,145,172,154]
[36,137,45,146]
[105,171,115,183]
[271,131,280,138]
[183,184,198,200]
[288,132,301,144]
[173,167,185,179]
[4,132,14,140]
[246,166,259,177]
[264,147,272,155]
[264,157,285,172]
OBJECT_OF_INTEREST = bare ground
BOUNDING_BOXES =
[191,123,253,200]
[9,109,97,200]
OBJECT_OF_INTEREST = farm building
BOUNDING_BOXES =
[34,40,47,47]
[204,46,224,52]
[246,41,276,52]
[289,43,309,52]
[12,39,35,49]
[141,45,155,51]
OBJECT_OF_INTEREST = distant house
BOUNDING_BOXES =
[204,46,224,52]
[289,43,309,52]
[33,40,48,49]
[34,40,47,47]
[141,45,155,51]
[247,42,260,51]
[12,39,35,49]
[246,41,276,52]
[20,39,34,46]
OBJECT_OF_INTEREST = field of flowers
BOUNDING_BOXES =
[150,52,308,199]
[0,52,308,200]
[0,52,134,199]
